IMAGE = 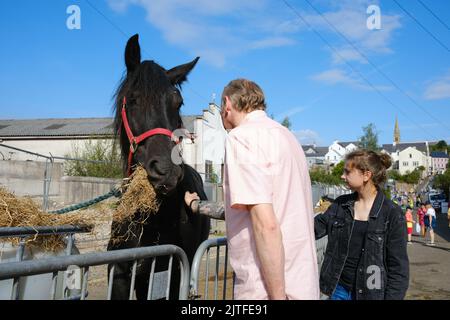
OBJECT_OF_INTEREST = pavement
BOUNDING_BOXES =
[405,212,450,300]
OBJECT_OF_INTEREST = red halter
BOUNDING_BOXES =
[121,97,176,176]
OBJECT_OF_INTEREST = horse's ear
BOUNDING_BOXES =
[166,57,199,86]
[125,34,141,73]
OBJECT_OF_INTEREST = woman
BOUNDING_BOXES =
[315,149,409,300]
[424,201,436,246]
[417,203,426,238]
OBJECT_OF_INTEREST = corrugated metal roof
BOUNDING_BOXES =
[0,116,199,138]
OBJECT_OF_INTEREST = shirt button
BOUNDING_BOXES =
[358,289,363,294]
[361,248,365,252]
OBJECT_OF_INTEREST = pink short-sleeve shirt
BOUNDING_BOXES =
[224,110,320,300]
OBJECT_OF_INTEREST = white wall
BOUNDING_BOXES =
[398,147,429,175]
[0,139,111,162]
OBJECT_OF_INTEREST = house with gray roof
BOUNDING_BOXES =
[431,151,449,174]
[381,142,434,176]
[302,145,328,168]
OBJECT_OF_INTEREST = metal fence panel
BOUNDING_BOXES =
[0,244,190,300]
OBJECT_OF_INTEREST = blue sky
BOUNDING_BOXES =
[1,0,449,146]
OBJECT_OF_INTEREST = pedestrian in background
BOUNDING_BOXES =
[424,202,436,246]
[417,203,426,238]
[405,207,415,244]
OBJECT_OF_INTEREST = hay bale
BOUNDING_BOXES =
[111,165,160,244]
[0,187,93,251]
[0,165,159,250]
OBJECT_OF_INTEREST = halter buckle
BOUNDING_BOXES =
[130,139,138,153]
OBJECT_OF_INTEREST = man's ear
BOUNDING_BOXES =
[225,96,232,112]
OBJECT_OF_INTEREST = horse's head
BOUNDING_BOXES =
[114,34,199,196]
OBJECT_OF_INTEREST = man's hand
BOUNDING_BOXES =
[185,191,200,212]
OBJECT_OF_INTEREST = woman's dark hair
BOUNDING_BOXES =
[345,149,392,187]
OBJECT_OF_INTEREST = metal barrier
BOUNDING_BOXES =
[312,182,351,204]
[190,237,232,300]
[0,225,91,300]
[0,244,190,300]
[190,235,330,300]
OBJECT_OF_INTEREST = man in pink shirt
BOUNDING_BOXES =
[185,79,319,300]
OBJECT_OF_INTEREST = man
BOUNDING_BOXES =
[188,79,319,300]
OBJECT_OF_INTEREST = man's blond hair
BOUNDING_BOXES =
[222,79,266,113]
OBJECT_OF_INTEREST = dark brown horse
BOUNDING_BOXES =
[107,34,210,299]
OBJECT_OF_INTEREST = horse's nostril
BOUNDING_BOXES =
[149,159,166,176]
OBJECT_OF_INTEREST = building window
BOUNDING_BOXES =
[403,161,408,166]
[409,154,412,158]
[413,161,419,167]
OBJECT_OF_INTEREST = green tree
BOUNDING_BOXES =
[358,123,380,151]
[430,140,448,152]
[281,116,292,130]
[310,167,343,186]
[64,138,122,178]
[331,161,345,178]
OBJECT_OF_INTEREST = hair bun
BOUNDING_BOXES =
[379,153,392,169]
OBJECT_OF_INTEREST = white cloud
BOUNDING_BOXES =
[311,68,391,91]
[106,0,401,68]
[424,72,450,100]
[107,0,294,67]
[294,129,321,145]
[271,107,306,123]
[249,37,296,50]
[280,0,401,64]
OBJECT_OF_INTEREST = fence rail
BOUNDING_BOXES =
[190,237,231,300]
[0,244,190,300]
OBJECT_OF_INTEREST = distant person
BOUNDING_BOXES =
[424,202,436,246]
[416,195,421,208]
[417,203,426,238]
[315,149,409,300]
[405,207,415,244]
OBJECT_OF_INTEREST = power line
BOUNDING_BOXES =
[393,0,450,53]
[301,0,450,135]
[281,0,440,141]
[83,0,211,107]
[417,0,450,31]
[84,0,129,38]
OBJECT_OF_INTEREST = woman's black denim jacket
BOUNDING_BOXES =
[315,191,409,300]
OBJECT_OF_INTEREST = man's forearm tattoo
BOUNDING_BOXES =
[197,201,225,220]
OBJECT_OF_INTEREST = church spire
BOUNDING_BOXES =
[394,116,400,145]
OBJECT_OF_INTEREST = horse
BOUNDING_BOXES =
[107,34,210,300]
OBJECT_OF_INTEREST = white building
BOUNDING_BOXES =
[382,142,432,176]
[302,144,328,168]
[0,103,227,183]
[325,141,359,165]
